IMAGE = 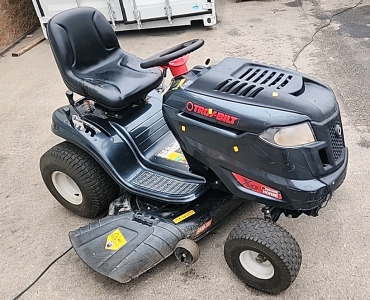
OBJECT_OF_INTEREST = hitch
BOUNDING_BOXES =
[262,206,283,222]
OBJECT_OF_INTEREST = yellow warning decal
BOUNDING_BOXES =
[157,141,188,164]
[167,151,187,163]
[173,210,195,224]
[172,78,186,90]
[105,229,127,251]
[176,78,186,89]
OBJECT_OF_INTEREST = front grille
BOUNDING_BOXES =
[328,122,344,160]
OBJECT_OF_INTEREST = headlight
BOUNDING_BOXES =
[259,122,316,147]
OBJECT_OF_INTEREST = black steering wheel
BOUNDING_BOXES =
[140,39,204,69]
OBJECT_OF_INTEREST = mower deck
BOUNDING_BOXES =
[69,190,244,283]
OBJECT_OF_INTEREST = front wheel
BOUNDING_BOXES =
[40,142,119,218]
[224,219,302,294]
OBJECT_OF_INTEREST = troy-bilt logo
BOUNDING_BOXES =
[186,101,239,125]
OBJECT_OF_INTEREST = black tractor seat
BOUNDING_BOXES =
[47,7,163,111]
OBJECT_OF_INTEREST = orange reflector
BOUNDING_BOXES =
[181,125,186,132]
[232,172,282,200]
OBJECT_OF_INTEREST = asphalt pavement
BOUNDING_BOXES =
[0,0,369,299]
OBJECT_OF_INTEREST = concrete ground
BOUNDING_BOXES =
[0,0,369,299]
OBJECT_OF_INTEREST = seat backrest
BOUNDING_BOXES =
[47,7,121,91]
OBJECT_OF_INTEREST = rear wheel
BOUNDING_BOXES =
[224,218,302,294]
[40,141,119,218]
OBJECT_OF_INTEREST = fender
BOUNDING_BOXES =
[51,105,207,203]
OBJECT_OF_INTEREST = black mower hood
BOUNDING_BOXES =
[184,58,338,122]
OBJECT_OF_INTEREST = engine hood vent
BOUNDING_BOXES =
[237,68,293,89]
[212,63,301,100]
[215,79,265,98]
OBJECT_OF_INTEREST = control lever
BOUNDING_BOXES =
[66,90,74,106]
[63,107,74,128]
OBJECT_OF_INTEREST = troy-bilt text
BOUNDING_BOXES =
[186,101,239,125]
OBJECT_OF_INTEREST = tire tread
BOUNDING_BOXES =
[224,218,302,294]
[40,141,119,217]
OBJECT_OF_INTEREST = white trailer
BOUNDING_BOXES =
[32,0,217,38]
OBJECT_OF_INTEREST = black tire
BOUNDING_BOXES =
[224,218,302,294]
[40,141,119,218]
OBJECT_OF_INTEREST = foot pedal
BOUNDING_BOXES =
[69,212,183,283]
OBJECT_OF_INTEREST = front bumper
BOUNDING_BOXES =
[277,146,348,210]
[230,147,348,211]
[319,147,348,193]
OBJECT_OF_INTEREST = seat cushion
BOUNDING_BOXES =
[47,7,162,111]
[75,52,162,110]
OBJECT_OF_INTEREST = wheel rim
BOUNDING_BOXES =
[51,171,83,205]
[239,250,274,280]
